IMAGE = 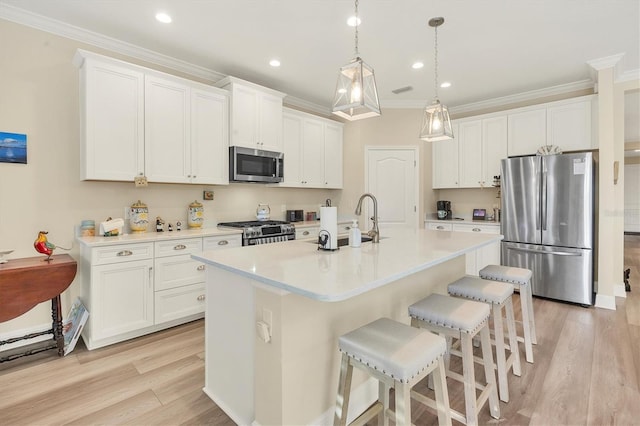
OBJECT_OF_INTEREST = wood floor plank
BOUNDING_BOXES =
[64,389,163,425]
[529,308,595,425]
[152,364,206,405]
[132,332,204,374]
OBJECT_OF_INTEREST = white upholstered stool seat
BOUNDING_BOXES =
[448,276,521,403]
[334,318,451,426]
[479,264,537,363]
[409,294,500,426]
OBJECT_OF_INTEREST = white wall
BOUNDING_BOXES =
[0,19,338,334]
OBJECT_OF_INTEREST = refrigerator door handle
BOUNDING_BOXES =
[541,166,548,231]
[509,246,582,257]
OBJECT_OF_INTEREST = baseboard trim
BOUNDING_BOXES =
[614,283,628,298]
[0,322,52,352]
[202,387,252,426]
[594,293,617,310]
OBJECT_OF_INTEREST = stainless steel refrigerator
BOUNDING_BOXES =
[501,152,595,305]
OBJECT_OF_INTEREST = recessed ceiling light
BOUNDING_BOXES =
[269,59,281,67]
[412,62,424,69]
[155,12,172,23]
[347,16,361,27]
[440,82,452,88]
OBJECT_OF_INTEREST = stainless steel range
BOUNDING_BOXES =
[218,220,295,246]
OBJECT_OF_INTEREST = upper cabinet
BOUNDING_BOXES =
[75,50,229,185]
[76,53,145,181]
[215,77,286,153]
[433,95,596,189]
[281,108,344,189]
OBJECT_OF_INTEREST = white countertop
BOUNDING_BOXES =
[193,227,502,302]
[424,218,500,226]
[76,227,243,247]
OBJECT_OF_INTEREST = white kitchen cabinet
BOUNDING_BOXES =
[452,222,501,275]
[282,108,344,189]
[481,116,508,186]
[145,75,229,185]
[80,242,154,349]
[203,234,243,251]
[432,124,459,189]
[295,226,319,240]
[458,120,483,187]
[546,99,593,151]
[216,76,286,153]
[508,108,546,157]
[75,50,145,181]
[426,222,453,231]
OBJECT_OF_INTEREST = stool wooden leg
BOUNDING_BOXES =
[479,325,500,420]
[334,353,353,426]
[394,382,411,426]
[505,298,522,376]
[460,333,479,426]
[519,287,534,363]
[524,283,537,344]
[492,303,509,403]
[432,357,452,426]
[378,381,389,426]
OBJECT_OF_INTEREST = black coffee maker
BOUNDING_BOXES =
[436,200,452,220]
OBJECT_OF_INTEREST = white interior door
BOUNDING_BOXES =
[365,147,418,229]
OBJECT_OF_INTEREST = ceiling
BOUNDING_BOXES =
[1,0,638,114]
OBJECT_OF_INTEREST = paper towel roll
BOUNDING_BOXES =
[320,206,338,250]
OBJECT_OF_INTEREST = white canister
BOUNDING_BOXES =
[349,220,361,247]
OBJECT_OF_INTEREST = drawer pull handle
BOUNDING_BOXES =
[174,244,187,250]
[197,295,206,301]
[218,240,229,246]
[436,226,444,230]
[302,231,310,236]
[197,265,205,271]
[117,250,133,256]
[472,228,481,232]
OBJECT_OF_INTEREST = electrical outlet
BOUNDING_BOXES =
[262,308,273,328]
[134,175,148,187]
[203,190,214,200]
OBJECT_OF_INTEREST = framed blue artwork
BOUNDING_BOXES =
[0,131,27,164]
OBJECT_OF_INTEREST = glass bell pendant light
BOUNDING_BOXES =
[419,17,453,141]
[332,0,381,121]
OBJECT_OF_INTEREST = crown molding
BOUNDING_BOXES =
[381,79,595,115]
[587,53,625,71]
[619,68,640,83]
[283,96,333,117]
[0,3,225,82]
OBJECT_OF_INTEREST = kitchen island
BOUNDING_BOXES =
[192,227,502,425]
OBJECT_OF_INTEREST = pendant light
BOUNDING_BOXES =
[332,0,381,121]
[419,17,453,141]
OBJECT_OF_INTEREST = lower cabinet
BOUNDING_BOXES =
[79,233,241,350]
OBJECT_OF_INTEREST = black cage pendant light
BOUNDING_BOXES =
[419,17,453,141]
[332,0,381,121]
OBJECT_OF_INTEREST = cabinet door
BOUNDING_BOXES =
[191,88,229,184]
[432,124,459,188]
[155,283,206,324]
[324,123,343,188]
[91,259,154,340]
[144,76,190,183]
[547,100,592,152]
[507,108,546,156]
[259,93,284,152]
[301,119,325,186]
[231,85,259,148]
[458,120,483,188]
[482,116,508,186]
[282,112,304,186]
[81,59,144,181]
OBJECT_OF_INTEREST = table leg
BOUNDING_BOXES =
[51,296,64,356]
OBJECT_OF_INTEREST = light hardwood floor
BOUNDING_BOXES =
[1,237,639,425]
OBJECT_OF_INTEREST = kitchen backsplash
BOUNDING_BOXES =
[435,187,501,220]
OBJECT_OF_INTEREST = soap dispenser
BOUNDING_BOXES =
[349,219,361,248]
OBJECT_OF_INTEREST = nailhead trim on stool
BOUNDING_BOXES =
[448,276,522,403]
[409,294,500,426]
[334,318,451,426]
[479,264,537,363]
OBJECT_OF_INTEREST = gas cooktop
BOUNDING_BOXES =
[218,220,290,228]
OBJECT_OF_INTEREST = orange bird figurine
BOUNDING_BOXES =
[34,231,58,260]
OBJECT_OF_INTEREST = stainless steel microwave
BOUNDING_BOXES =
[229,146,284,183]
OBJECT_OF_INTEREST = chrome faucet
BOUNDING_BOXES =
[355,193,380,243]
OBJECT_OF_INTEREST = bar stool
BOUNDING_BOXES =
[448,276,521,403]
[479,264,537,363]
[334,317,451,426]
[409,294,500,426]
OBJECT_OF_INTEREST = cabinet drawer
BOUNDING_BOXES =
[91,243,153,265]
[452,223,500,234]
[155,282,205,324]
[203,234,242,251]
[296,227,319,240]
[154,254,205,291]
[427,222,452,231]
[155,238,202,257]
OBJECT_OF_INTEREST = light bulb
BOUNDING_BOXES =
[351,81,362,103]
[432,115,442,130]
